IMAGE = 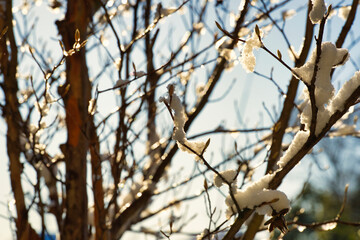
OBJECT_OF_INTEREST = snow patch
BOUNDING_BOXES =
[294,42,349,135]
[223,173,290,218]
[309,0,327,24]
[160,84,208,160]
[329,71,360,114]
[214,170,237,188]
[277,131,310,168]
[240,28,262,72]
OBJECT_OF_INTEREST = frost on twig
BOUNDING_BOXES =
[160,84,209,160]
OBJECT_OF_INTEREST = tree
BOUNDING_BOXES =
[1,0,360,239]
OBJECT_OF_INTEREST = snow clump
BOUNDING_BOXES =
[277,131,310,168]
[215,172,290,219]
[240,28,263,72]
[160,84,208,160]
[309,0,327,24]
[214,170,237,192]
[329,71,360,114]
[338,6,351,20]
[293,42,349,135]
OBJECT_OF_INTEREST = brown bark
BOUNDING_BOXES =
[90,120,107,240]
[0,1,40,239]
[56,0,97,239]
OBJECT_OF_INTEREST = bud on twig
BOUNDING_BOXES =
[0,26,8,39]
[204,179,208,191]
[255,25,261,39]
[75,29,80,43]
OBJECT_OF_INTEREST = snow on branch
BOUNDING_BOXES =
[214,171,290,223]
[240,27,263,72]
[160,84,209,160]
[329,71,360,114]
[213,170,237,188]
[278,44,360,168]
[213,169,238,193]
[277,131,310,168]
[309,0,327,24]
[293,42,348,89]
[293,42,349,135]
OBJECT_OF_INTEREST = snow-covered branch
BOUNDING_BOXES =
[160,84,209,160]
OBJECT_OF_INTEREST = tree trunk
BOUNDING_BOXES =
[56,0,96,239]
[0,1,40,239]
[90,119,107,240]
